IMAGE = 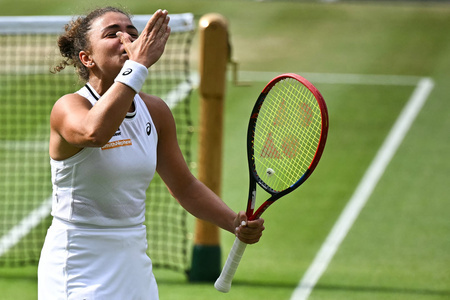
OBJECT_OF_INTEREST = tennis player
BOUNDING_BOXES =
[38,7,265,300]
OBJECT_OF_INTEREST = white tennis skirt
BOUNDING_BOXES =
[38,218,159,300]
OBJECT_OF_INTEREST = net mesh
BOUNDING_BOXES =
[0,14,195,273]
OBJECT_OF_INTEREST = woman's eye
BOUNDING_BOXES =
[104,31,138,39]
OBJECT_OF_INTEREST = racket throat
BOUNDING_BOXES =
[252,200,276,220]
[246,189,256,218]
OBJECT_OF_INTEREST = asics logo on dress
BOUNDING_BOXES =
[146,122,152,136]
[113,127,121,136]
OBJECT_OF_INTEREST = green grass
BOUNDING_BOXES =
[1,0,450,299]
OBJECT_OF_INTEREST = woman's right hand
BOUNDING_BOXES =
[117,9,171,68]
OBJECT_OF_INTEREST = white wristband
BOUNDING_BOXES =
[114,60,149,93]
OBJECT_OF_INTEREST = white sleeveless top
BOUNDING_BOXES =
[50,84,158,227]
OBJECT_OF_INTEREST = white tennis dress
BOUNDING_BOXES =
[38,83,159,299]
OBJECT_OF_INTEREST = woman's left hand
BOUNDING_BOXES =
[234,211,265,244]
[117,9,171,68]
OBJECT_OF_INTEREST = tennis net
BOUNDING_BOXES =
[0,13,195,273]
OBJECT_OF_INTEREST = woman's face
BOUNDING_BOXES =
[86,12,139,75]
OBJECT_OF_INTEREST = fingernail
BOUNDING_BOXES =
[241,221,246,226]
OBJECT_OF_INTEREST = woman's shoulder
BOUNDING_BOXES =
[138,92,175,133]
[52,92,92,113]
[139,92,167,107]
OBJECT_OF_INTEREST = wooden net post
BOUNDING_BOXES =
[189,13,229,282]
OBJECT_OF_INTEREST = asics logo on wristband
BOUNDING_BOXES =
[115,60,148,93]
[122,68,133,76]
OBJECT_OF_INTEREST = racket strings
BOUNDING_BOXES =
[254,78,322,192]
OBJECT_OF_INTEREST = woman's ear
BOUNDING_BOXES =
[79,51,95,68]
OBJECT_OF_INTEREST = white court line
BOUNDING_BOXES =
[166,74,199,109]
[0,76,197,258]
[0,140,48,151]
[290,77,435,300]
[0,197,52,257]
[237,71,422,86]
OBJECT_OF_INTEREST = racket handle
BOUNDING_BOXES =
[214,237,247,293]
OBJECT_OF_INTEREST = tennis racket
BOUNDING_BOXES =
[214,73,329,293]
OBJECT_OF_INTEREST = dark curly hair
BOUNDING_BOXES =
[52,6,131,82]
